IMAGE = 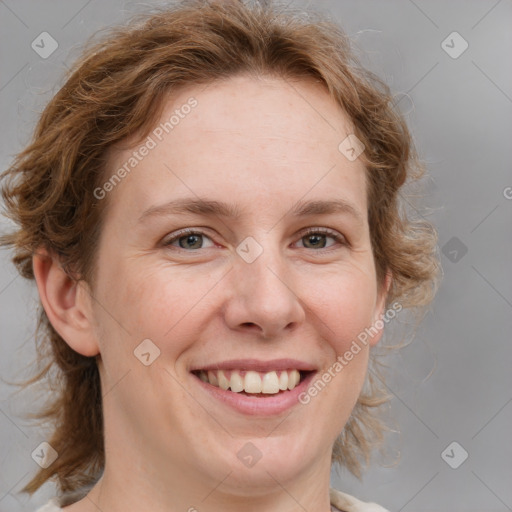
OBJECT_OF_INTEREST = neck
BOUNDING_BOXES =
[82,442,333,512]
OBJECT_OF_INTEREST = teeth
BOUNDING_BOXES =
[207,370,218,386]
[287,369,300,390]
[244,371,262,393]
[218,370,230,390]
[230,372,244,392]
[278,371,288,391]
[197,369,304,395]
[262,371,279,394]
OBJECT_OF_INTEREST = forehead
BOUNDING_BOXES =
[102,74,367,222]
[168,74,355,148]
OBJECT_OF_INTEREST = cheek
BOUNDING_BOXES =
[92,263,212,420]
[95,259,219,358]
[306,267,378,354]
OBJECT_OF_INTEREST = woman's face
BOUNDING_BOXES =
[88,75,388,495]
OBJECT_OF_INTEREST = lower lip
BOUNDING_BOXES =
[192,372,316,416]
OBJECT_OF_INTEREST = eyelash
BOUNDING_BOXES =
[162,227,347,251]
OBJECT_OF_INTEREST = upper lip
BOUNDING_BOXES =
[190,358,317,373]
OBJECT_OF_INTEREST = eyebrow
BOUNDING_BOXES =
[138,197,364,224]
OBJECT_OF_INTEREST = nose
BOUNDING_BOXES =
[223,242,306,339]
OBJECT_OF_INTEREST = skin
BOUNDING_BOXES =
[33,74,390,512]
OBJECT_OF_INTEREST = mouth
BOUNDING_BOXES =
[190,359,317,415]
[192,368,309,396]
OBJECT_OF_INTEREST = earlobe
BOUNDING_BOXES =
[32,249,100,357]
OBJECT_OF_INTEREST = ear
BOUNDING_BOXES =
[32,248,100,357]
[368,270,393,347]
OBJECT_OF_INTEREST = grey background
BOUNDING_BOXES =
[0,1,511,511]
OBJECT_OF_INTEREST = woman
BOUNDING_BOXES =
[0,1,438,511]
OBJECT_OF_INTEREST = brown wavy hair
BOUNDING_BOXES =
[0,0,439,501]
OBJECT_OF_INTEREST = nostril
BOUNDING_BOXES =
[241,322,259,330]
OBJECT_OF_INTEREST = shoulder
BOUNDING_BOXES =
[330,487,390,512]
[34,498,62,512]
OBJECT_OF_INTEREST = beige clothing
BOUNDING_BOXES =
[330,487,389,511]
[36,488,388,511]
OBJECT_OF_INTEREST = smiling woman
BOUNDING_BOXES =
[0,1,439,512]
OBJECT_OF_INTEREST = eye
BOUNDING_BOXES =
[163,229,215,250]
[295,228,346,250]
